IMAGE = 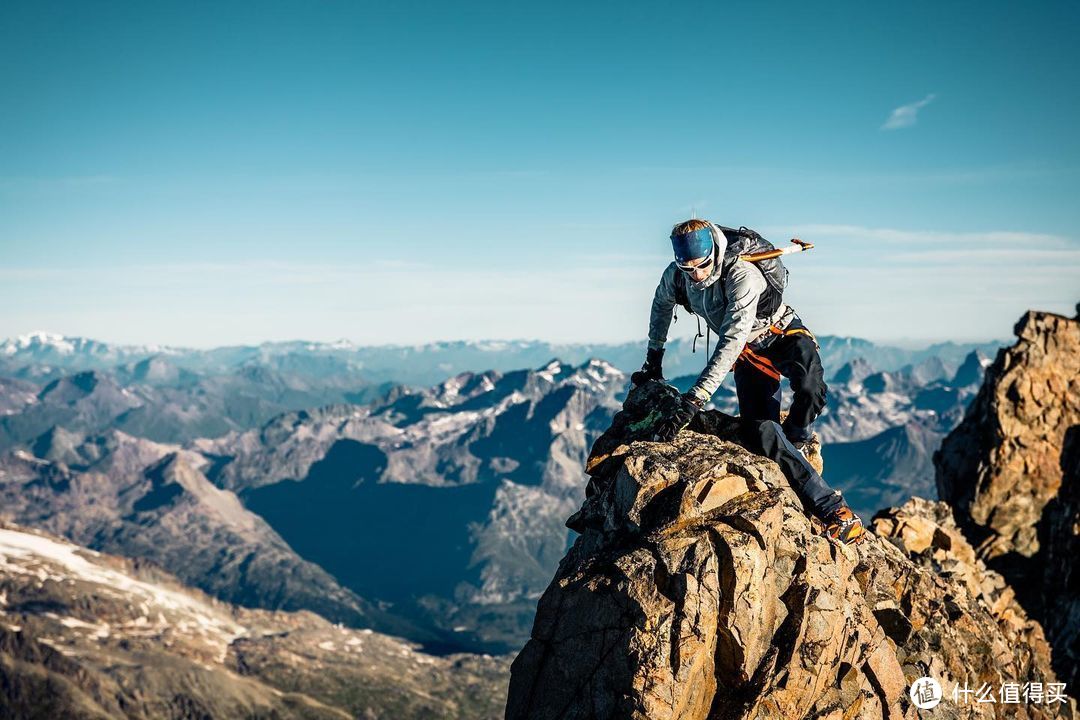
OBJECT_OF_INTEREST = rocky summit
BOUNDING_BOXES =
[505,381,1066,720]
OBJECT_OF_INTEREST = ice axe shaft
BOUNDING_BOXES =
[740,239,814,263]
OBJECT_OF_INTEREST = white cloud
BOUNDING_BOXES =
[881,94,937,130]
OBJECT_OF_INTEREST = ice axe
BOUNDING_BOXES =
[740,238,814,263]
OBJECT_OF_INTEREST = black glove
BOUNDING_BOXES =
[654,392,704,442]
[630,347,665,387]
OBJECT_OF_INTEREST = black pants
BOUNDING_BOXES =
[733,320,827,444]
[738,419,844,517]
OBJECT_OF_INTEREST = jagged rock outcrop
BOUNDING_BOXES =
[871,498,1051,657]
[936,309,1079,562]
[935,307,1080,688]
[506,382,1064,720]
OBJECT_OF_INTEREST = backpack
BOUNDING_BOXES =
[673,225,788,321]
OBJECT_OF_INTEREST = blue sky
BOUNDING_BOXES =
[2,0,1078,348]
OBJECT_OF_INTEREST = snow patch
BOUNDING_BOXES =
[538,360,564,382]
[4,331,76,355]
[0,528,245,643]
[12,450,48,466]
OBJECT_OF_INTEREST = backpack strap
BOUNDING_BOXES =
[672,268,693,314]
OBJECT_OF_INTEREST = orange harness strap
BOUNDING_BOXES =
[737,324,818,380]
[768,325,816,342]
[737,345,782,381]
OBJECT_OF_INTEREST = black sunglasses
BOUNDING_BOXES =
[677,254,714,273]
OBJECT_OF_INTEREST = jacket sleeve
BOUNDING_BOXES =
[689,260,767,402]
[647,263,679,351]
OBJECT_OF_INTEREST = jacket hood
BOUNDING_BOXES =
[689,235,724,290]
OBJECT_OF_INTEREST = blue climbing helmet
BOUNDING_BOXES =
[670,224,716,264]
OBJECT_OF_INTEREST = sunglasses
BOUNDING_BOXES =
[677,254,714,273]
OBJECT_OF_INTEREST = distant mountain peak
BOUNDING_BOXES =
[0,521,509,717]
[580,357,622,374]
[0,332,180,361]
[950,349,991,387]
[536,358,569,382]
[2,331,77,355]
[831,357,875,385]
[37,369,112,401]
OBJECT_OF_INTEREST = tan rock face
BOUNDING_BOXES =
[936,310,1080,561]
[871,498,1053,668]
[506,382,1065,720]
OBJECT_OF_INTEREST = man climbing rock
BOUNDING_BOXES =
[631,218,864,544]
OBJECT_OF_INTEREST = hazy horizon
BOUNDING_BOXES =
[0,326,1013,354]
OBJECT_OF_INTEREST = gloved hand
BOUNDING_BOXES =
[654,392,704,442]
[630,347,665,387]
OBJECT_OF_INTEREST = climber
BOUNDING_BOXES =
[630,219,865,544]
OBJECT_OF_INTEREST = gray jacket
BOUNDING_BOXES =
[647,252,794,402]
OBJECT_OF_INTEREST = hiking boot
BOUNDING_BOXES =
[823,504,866,545]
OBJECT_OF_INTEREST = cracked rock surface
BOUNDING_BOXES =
[505,382,1066,720]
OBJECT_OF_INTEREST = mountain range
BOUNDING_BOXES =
[0,331,997,652]
[0,327,1015,717]
[3,311,1075,718]
[1,330,1001,387]
[0,357,626,654]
